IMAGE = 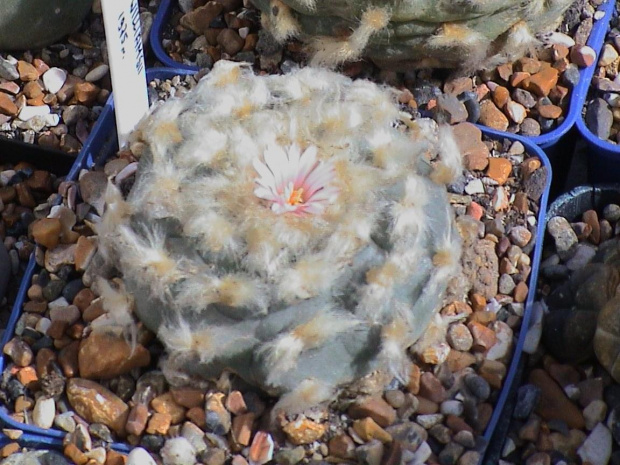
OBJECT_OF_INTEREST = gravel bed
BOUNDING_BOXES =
[0,163,66,339]
[498,198,620,465]
[158,0,604,139]
[0,72,549,465]
[583,3,620,143]
[0,0,159,155]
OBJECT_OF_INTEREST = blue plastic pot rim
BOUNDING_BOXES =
[0,69,552,458]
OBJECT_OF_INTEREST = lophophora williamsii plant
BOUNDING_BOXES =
[97,60,463,413]
[253,0,573,70]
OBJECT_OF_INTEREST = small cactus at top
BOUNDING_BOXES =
[98,61,463,412]
[254,0,573,70]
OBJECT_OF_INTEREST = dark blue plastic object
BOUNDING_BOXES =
[150,0,198,70]
[576,4,620,182]
[0,69,552,461]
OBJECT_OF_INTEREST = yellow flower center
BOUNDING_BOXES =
[287,187,304,206]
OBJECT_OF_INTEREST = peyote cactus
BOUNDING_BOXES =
[253,0,573,70]
[98,61,463,412]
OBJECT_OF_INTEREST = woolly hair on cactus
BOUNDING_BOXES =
[98,60,463,413]
[253,0,573,70]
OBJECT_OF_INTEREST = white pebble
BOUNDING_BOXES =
[486,321,513,361]
[440,400,464,416]
[35,317,51,334]
[43,67,67,94]
[18,104,51,121]
[127,448,158,465]
[584,400,607,431]
[545,32,575,48]
[411,441,432,464]
[48,297,69,309]
[43,114,60,127]
[465,179,485,195]
[33,397,55,429]
[85,447,107,465]
[523,300,544,354]
[54,411,76,432]
[416,414,444,429]
[160,437,197,465]
[594,10,605,20]
[578,423,612,465]
[239,27,249,39]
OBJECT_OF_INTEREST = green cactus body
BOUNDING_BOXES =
[100,61,462,410]
[254,0,573,69]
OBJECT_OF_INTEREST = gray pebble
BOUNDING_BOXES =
[498,273,516,294]
[562,64,581,88]
[547,216,578,260]
[0,56,19,80]
[512,89,536,108]
[464,374,491,401]
[565,243,597,270]
[513,384,540,420]
[520,118,542,137]
[586,98,613,140]
[604,204,620,222]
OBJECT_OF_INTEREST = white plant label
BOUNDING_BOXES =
[101,0,149,148]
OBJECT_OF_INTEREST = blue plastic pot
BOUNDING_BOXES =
[0,68,552,462]
[576,4,620,183]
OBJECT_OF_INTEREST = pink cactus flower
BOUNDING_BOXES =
[253,144,339,215]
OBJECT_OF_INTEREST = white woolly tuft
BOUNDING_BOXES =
[272,378,335,415]
[262,333,304,374]
[267,0,301,42]
[378,319,412,383]
[433,125,463,185]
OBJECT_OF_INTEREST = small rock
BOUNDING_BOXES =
[329,435,356,459]
[78,332,150,379]
[160,437,196,465]
[282,417,327,448]
[586,98,613,140]
[547,216,578,260]
[42,68,67,94]
[355,439,384,465]
[205,392,231,435]
[577,423,612,465]
[479,100,509,131]
[3,337,33,367]
[529,369,584,429]
[66,378,129,435]
[127,448,157,465]
[33,397,55,429]
[348,396,396,427]
[571,45,597,67]
[85,64,109,82]
[232,412,255,446]
[275,446,306,465]
[583,400,607,431]
[248,431,274,465]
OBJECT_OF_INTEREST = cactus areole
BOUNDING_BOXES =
[99,61,463,411]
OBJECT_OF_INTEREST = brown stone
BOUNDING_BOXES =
[26,170,52,191]
[232,412,255,446]
[151,392,186,424]
[74,82,99,105]
[452,122,489,171]
[217,29,244,55]
[282,417,326,445]
[3,337,33,367]
[171,387,205,409]
[348,396,396,427]
[547,363,581,388]
[180,2,224,35]
[416,397,439,415]
[73,288,95,312]
[35,348,56,378]
[516,57,542,74]
[496,63,513,81]
[486,158,512,185]
[406,363,421,394]
[492,86,510,108]
[353,417,392,443]
[0,80,20,95]
[16,366,38,389]
[82,298,105,323]
[467,321,497,352]
[582,210,600,244]
[514,192,529,213]
[513,281,528,303]
[522,68,559,97]
[186,406,207,429]
[418,372,446,403]
[78,332,150,379]
[329,434,356,459]
[446,415,474,434]
[0,442,20,458]
[104,449,127,465]
[17,61,39,81]
[64,443,88,465]
[74,235,98,271]
[66,378,129,436]
[509,71,531,88]
[23,81,43,99]
[446,350,476,372]
[529,368,585,429]
[146,412,172,435]
[31,218,62,249]
[225,390,247,415]
[44,243,77,273]
[538,104,562,119]
[58,340,80,377]
[479,100,509,131]
[0,93,17,116]
[125,404,149,436]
